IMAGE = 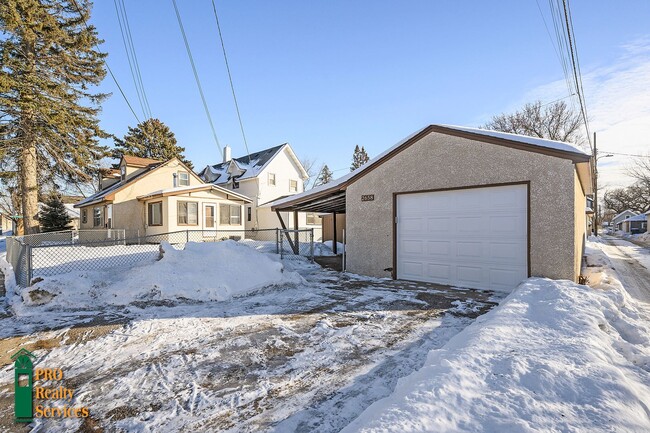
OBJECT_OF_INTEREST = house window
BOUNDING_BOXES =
[82,209,87,224]
[120,165,126,181]
[178,171,190,186]
[220,204,241,225]
[247,207,252,222]
[268,173,276,186]
[289,179,298,192]
[177,201,198,225]
[205,205,215,228]
[93,207,103,227]
[148,202,163,226]
[306,212,318,225]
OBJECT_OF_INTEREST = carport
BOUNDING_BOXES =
[271,186,346,254]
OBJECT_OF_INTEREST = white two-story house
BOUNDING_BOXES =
[198,144,323,240]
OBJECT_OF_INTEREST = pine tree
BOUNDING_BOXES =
[314,164,334,187]
[350,145,370,171]
[38,193,72,232]
[0,0,109,234]
[113,118,193,169]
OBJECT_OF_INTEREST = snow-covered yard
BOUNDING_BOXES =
[0,242,498,432]
[0,238,649,432]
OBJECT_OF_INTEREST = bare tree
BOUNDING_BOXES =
[603,186,649,214]
[483,100,584,145]
[300,157,318,190]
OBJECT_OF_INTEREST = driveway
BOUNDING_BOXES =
[600,236,650,303]
[0,266,500,433]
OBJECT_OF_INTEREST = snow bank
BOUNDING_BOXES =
[343,277,650,433]
[17,241,303,310]
[313,241,345,256]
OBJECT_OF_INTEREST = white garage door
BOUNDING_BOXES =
[396,184,528,291]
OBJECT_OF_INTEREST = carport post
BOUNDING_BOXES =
[332,212,337,255]
[293,211,299,254]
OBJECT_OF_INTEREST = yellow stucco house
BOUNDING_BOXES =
[75,155,252,238]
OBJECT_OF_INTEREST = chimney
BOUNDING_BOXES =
[223,145,232,163]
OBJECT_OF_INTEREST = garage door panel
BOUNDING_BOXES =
[456,216,482,234]
[401,261,424,278]
[402,217,424,232]
[397,184,528,291]
[489,215,526,234]
[427,217,451,232]
[457,241,482,258]
[427,240,451,256]
[427,263,451,281]
[489,242,526,262]
[401,239,423,254]
[456,265,483,284]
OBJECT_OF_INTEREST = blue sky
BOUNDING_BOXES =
[88,1,650,187]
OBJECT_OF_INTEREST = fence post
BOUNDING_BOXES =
[25,245,33,286]
[276,228,279,254]
[309,228,314,261]
[280,230,284,259]
[186,230,189,243]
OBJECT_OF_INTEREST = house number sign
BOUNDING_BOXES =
[361,194,375,202]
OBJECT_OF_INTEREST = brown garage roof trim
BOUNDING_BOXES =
[271,124,592,211]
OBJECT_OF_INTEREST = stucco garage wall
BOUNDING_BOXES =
[346,131,579,282]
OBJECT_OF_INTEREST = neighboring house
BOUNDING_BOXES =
[199,144,323,240]
[75,155,251,237]
[64,204,81,229]
[585,195,594,234]
[36,202,81,230]
[621,213,647,234]
[0,213,13,235]
[612,209,639,231]
[272,124,593,291]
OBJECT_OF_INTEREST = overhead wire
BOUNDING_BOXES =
[118,0,152,119]
[171,0,222,154]
[70,0,142,124]
[561,0,592,149]
[113,0,147,119]
[210,0,251,162]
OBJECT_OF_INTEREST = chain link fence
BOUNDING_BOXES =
[6,228,313,287]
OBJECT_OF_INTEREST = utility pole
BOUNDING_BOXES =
[593,132,598,237]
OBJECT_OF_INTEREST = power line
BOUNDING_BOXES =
[70,0,141,124]
[561,0,592,149]
[113,0,147,119]
[119,0,152,119]
[599,150,648,158]
[210,0,250,162]
[171,0,222,154]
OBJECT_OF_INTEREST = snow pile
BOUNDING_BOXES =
[633,232,650,243]
[18,241,303,309]
[343,277,650,433]
[313,241,345,256]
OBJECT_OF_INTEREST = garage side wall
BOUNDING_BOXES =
[345,132,578,282]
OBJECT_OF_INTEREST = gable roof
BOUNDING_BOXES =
[136,184,252,202]
[613,209,639,220]
[75,158,176,208]
[625,213,647,222]
[121,155,162,167]
[271,124,593,212]
[199,143,308,184]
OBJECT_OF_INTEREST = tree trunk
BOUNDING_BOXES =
[20,143,39,234]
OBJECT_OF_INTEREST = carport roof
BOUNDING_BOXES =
[270,124,593,213]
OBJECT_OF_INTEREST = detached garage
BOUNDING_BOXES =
[272,125,592,291]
